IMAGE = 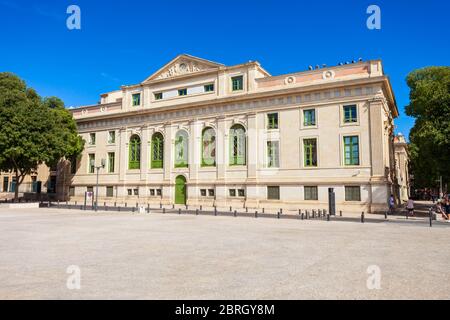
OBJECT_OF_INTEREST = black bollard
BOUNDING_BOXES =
[200,205,203,211]
[163,208,166,214]
[118,206,121,212]
[255,211,258,218]
[230,206,232,212]
[361,211,365,223]
[234,210,237,217]
[385,211,388,220]
[148,203,150,213]
[277,212,280,219]
[340,210,342,217]
[132,207,135,213]
[327,214,330,221]
[178,208,181,215]
[214,207,217,216]
[196,209,199,216]
[429,209,432,227]
[280,208,283,215]
[262,208,265,214]
[246,207,248,213]
[312,210,315,219]
[306,210,309,220]
[301,212,304,220]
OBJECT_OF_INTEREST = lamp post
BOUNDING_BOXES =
[91,158,106,212]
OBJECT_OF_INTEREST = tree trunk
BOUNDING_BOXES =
[14,169,19,203]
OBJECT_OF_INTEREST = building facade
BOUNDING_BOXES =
[69,54,401,213]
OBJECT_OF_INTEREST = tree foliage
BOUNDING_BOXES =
[405,66,450,189]
[0,72,84,200]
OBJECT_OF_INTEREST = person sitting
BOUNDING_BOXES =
[436,202,449,220]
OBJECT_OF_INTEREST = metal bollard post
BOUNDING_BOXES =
[196,209,199,216]
[178,208,181,215]
[429,208,433,227]
[301,212,304,220]
[148,203,150,213]
[280,208,283,215]
[246,207,248,213]
[214,207,217,216]
[114,202,117,207]
[262,208,265,214]
[327,214,330,222]
[186,205,188,210]
[385,211,388,220]
[277,212,280,219]
[200,205,202,211]
[163,208,166,214]
[132,207,135,213]
[339,210,342,217]
[361,211,365,223]
[230,206,232,212]
[255,211,258,218]
[125,203,127,208]
[118,206,121,212]
[312,210,316,219]
[234,210,237,217]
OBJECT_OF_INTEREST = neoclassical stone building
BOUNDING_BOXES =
[69,54,402,213]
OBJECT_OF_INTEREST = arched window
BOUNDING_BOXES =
[201,127,216,167]
[151,132,164,169]
[175,130,188,168]
[229,124,246,165]
[129,135,141,169]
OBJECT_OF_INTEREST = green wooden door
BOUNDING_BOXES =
[175,176,187,204]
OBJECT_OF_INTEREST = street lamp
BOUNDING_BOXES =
[90,158,106,211]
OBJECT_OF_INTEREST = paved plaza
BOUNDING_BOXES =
[0,207,449,300]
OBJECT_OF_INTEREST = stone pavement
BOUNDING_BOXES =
[0,207,449,300]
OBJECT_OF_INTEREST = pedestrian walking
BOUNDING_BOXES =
[388,194,395,215]
[406,197,415,217]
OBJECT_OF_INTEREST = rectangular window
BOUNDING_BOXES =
[267,186,280,200]
[345,186,361,202]
[208,189,215,197]
[157,189,162,197]
[303,139,318,167]
[69,186,75,197]
[88,154,95,174]
[89,133,96,145]
[132,93,141,106]
[303,109,316,126]
[178,88,187,96]
[204,84,214,92]
[108,131,116,144]
[154,92,163,100]
[344,136,360,166]
[238,189,245,197]
[108,152,115,173]
[229,189,236,197]
[87,186,94,194]
[106,186,114,198]
[267,113,279,130]
[127,189,132,196]
[150,189,155,196]
[200,189,207,197]
[304,186,318,201]
[133,189,139,196]
[267,141,280,168]
[231,76,243,91]
[343,105,358,123]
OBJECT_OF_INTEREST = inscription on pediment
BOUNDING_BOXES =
[156,60,211,79]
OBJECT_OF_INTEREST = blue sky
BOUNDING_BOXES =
[0,0,449,138]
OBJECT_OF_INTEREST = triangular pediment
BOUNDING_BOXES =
[143,54,223,83]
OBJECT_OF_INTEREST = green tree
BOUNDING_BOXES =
[405,66,450,190]
[0,73,84,201]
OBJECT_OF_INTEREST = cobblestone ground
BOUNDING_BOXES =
[0,207,449,300]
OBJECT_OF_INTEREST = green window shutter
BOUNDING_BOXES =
[344,105,357,123]
[303,139,317,167]
[129,135,141,169]
[108,152,115,173]
[229,125,246,166]
[344,136,359,166]
[174,133,188,168]
[202,128,216,167]
[151,133,164,169]
[304,109,316,126]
